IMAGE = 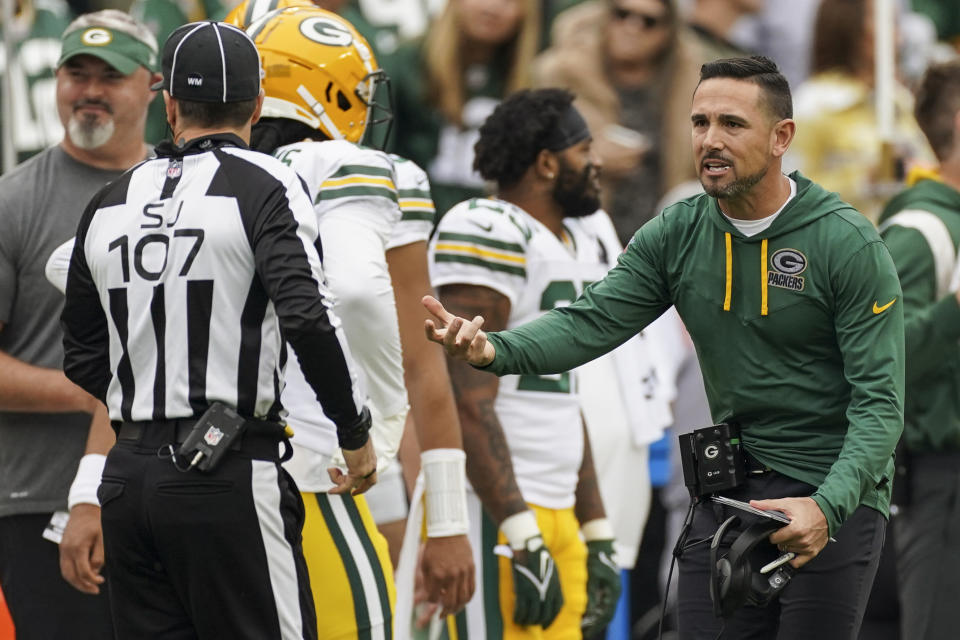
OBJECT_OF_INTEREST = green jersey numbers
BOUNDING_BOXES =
[517,280,579,394]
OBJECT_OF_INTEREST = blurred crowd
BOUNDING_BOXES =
[1,0,958,639]
[5,0,958,224]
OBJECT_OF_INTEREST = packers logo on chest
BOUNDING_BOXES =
[768,248,806,291]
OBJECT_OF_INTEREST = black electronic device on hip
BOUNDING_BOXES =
[175,402,247,472]
[678,423,746,498]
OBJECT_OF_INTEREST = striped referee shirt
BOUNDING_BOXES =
[62,133,365,432]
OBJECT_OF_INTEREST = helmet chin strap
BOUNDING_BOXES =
[297,84,344,140]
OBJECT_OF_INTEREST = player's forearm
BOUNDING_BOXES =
[457,391,528,524]
[448,354,526,523]
[0,349,96,413]
[388,240,463,450]
[403,345,463,450]
[574,420,606,524]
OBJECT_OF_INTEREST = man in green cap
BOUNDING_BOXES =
[0,9,159,639]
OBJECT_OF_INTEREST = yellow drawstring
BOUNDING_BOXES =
[760,238,769,316]
[724,232,732,311]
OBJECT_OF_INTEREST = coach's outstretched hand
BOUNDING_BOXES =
[422,295,496,367]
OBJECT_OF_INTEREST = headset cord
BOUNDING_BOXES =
[657,497,698,640]
[713,623,727,640]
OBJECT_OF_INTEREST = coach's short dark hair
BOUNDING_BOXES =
[474,88,577,189]
[915,61,960,162]
[176,97,258,129]
[698,55,793,120]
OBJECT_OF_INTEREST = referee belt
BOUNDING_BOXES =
[116,417,286,460]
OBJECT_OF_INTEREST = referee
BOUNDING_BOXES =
[61,21,374,640]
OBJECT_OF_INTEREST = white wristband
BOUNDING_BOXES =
[581,517,615,542]
[67,454,106,510]
[421,448,469,537]
[500,510,540,550]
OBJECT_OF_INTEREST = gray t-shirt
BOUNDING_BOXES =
[0,145,125,517]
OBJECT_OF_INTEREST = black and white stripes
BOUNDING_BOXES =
[62,133,364,427]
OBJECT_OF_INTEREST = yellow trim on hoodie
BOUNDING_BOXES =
[724,232,733,311]
[760,238,769,316]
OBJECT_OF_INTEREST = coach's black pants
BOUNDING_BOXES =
[99,421,316,639]
[677,471,885,640]
[0,513,113,640]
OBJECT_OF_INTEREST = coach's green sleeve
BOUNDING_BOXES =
[486,217,673,376]
[811,241,905,535]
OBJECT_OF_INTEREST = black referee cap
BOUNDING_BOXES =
[152,21,261,103]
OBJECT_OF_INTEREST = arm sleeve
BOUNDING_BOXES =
[881,225,960,384]
[318,202,407,419]
[485,218,673,375]
[811,241,905,535]
[246,170,367,439]
[61,197,112,401]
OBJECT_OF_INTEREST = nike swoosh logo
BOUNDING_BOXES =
[873,299,896,314]
[469,220,494,232]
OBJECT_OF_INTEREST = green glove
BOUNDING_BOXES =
[581,539,621,637]
[511,534,564,628]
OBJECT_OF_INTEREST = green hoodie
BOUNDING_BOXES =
[485,172,904,535]
[879,178,960,453]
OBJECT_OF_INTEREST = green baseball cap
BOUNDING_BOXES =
[58,10,158,75]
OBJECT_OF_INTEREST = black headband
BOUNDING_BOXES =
[542,104,591,152]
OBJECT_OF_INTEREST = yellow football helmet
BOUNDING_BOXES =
[247,6,390,144]
[223,0,313,29]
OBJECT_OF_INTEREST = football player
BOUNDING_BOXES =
[426,88,620,639]
[243,6,475,639]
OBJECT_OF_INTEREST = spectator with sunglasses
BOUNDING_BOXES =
[533,0,708,245]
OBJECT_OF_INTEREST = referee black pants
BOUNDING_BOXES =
[99,421,316,639]
[677,471,885,640]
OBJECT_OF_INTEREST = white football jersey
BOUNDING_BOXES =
[388,154,435,250]
[429,198,611,509]
[275,140,409,487]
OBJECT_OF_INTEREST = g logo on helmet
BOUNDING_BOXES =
[299,17,353,47]
[770,248,807,275]
[81,28,113,46]
[704,444,720,459]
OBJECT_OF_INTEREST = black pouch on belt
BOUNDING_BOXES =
[176,402,247,472]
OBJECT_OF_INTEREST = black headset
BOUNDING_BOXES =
[709,515,796,618]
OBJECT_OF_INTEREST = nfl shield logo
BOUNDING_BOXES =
[166,160,182,179]
[203,426,224,446]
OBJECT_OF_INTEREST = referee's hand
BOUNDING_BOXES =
[329,438,377,495]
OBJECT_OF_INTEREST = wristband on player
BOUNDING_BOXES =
[500,510,541,550]
[67,453,106,510]
[421,448,469,537]
[581,517,615,542]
